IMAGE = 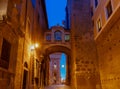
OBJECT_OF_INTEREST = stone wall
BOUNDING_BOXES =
[0,23,18,89]
[71,0,101,89]
[97,17,120,89]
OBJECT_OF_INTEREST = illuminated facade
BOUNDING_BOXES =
[44,26,70,44]
[91,0,120,89]
[0,0,120,89]
[0,0,48,89]
[68,0,101,89]
[68,0,120,89]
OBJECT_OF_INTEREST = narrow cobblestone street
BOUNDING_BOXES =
[44,85,73,89]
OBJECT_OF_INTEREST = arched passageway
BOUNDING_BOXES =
[41,46,72,87]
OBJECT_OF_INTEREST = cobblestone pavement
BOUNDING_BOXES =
[44,85,73,89]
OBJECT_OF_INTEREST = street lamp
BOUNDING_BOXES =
[30,45,35,51]
[30,43,39,51]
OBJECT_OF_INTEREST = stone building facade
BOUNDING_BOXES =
[67,0,120,89]
[69,0,101,89]
[91,0,120,89]
[0,0,120,89]
[43,26,71,85]
[0,0,48,89]
[44,26,70,47]
[49,53,61,85]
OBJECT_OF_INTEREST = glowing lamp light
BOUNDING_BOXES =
[35,43,39,48]
[61,65,65,68]
[30,45,35,51]
[30,43,39,51]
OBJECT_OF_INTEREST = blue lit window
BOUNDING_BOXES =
[54,31,62,41]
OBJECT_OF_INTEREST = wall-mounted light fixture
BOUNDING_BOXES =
[30,43,39,51]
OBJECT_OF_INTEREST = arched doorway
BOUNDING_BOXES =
[22,62,28,89]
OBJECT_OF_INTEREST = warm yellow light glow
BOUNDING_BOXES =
[30,45,35,51]
[30,43,39,51]
[35,43,39,48]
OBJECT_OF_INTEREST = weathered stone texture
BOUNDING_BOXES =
[97,18,120,89]
[71,0,101,89]
[0,24,18,89]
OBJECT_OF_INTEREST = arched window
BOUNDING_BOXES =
[54,31,62,41]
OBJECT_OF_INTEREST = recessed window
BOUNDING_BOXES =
[97,18,102,32]
[46,34,51,41]
[0,0,8,20]
[91,7,93,17]
[95,0,98,8]
[38,13,40,23]
[65,34,70,42]
[54,31,62,41]
[0,38,11,69]
[106,1,112,18]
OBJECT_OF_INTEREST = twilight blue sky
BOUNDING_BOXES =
[60,53,66,80]
[45,0,67,79]
[45,0,67,28]
[31,0,67,80]
[31,0,36,8]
